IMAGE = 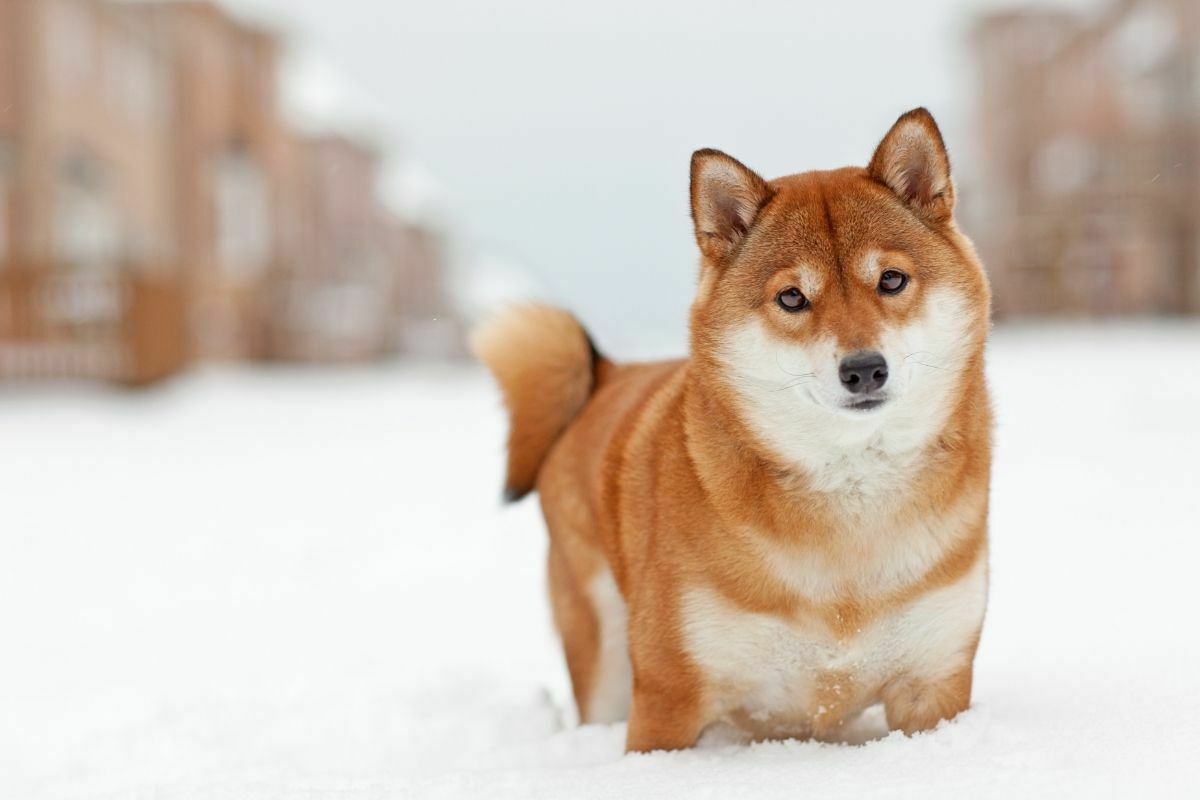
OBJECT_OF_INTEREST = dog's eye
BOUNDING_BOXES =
[776,287,809,312]
[879,270,908,295]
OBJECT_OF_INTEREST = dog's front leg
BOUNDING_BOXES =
[881,664,974,735]
[624,674,707,753]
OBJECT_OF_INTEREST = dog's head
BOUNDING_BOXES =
[689,109,990,467]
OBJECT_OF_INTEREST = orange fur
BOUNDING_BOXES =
[477,109,993,753]
[471,305,598,501]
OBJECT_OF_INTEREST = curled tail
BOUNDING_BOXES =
[471,305,600,502]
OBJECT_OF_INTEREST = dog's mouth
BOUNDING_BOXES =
[802,385,891,415]
[842,396,887,412]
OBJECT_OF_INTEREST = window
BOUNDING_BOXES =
[1032,135,1095,196]
[1195,52,1200,102]
[213,148,272,277]
[46,0,94,92]
[106,34,162,124]
[52,150,122,270]
[0,187,7,265]
[0,140,12,264]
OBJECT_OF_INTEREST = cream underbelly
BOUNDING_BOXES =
[679,555,987,738]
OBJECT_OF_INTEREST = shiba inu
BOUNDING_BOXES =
[473,108,992,753]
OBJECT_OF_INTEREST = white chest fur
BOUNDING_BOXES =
[678,554,987,727]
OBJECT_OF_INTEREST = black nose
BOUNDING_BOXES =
[839,351,889,394]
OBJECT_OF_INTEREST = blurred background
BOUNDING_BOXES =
[3,1,1200,796]
[0,0,1196,381]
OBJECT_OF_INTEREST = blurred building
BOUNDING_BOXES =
[262,134,459,362]
[391,221,459,358]
[131,0,290,360]
[0,0,186,383]
[268,134,397,362]
[0,0,461,384]
[972,0,1200,318]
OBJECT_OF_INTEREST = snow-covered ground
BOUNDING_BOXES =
[2,324,1198,799]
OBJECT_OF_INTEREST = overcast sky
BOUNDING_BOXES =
[225,0,1104,354]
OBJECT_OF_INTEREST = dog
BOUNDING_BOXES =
[473,108,992,753]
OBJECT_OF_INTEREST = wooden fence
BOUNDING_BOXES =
[0,264,190,386]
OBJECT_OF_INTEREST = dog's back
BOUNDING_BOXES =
[474,310,685,723]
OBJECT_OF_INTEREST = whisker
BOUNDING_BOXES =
[773,351,814,379]
[904,352,947,371]
[772,376,815,392]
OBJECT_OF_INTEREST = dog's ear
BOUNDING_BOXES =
[868,108,954,224]
[690,149,773,263]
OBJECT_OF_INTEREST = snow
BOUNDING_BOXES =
[2,323,1198,799]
